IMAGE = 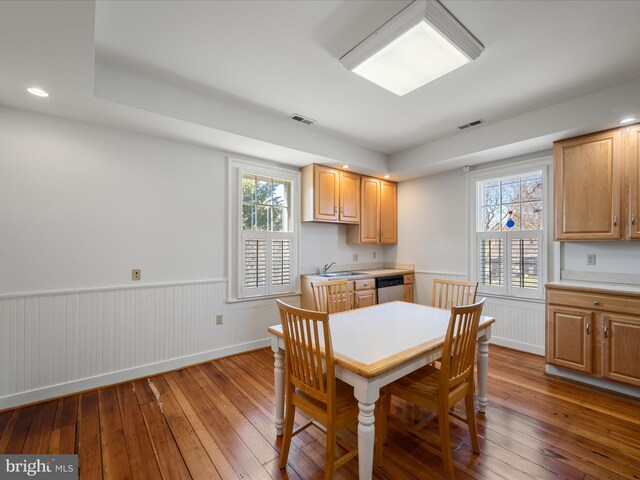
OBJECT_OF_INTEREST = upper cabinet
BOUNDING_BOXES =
[301,164,360,224]
[302,164,397,244]
[628,125,640,239]
[347,176,397,244]
[554,129,622,241]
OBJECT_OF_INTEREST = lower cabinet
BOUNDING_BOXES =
[353,278,376,309]
[546,285,640,388]
[546,306,593,374]
[402,274,414,303]
[601,313,640,387]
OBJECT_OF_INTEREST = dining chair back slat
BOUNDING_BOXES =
[311,279,352,313]
[432,278,479,310]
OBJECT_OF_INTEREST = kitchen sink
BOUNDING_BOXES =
[318,271,360,277]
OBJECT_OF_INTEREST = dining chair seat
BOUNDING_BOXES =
[293,378,359,431]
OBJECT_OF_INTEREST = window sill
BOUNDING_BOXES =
[478,292,545,304]
[227,291,302,304]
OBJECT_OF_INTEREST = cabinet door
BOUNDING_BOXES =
[601,313,640,387]
[628,125,640,239]
[403,284,413,303]
[360,177,381,243]
[380,180,397,244]
[546,306,593,373]
[554,130,622,240]
[339,171,360,224]
[354,289,377,308]
[314,165,339,221]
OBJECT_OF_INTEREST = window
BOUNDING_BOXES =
[228,158,300,300]
[472,165,548,299]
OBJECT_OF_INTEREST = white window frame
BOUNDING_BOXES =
[467,156,553,301]
[227,157,301,302]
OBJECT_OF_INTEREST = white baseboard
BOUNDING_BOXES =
[545,365,640,399]
[490,336,545,356]
[0,338,270,410]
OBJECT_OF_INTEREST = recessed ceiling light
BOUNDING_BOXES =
[340,0,483,96]
[384,175,391,179]
[619,117,638,124]
[27,87,49,97]
[342,165,350,169]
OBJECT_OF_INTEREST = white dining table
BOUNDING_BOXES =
[268,300,495,480]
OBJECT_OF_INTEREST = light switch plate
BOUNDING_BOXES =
[216,315,223,325]
[587,254,596,266]
[353,253,358,262]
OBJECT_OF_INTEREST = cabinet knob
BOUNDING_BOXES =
[586,323,591,335]
[334,206,338,214]
[613,215,617,227]
[604,326,609,338]
[633,214,636,225]
[592,301,600,305]
[340,206,344,214]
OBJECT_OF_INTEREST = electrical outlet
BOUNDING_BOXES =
[353,253,358,262]
[587,254,596,266]
[372,251,377,259]
[132,269,141,281]
[216,314,223,325]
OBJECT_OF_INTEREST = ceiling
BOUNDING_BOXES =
[94,0,640,154]
[1,1,640,179]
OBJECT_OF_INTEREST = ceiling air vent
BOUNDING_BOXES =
[289,113,316,125]
[458,119,485,130]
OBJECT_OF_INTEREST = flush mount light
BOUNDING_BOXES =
[342,165,350,169]
[340,0,483,96]
[384,175,391,179]
[619,117,638,124]
[27,87,49,97]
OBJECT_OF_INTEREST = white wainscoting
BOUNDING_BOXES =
[0,280,296,409]
[414,271,545,356]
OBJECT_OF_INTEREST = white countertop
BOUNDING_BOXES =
[546,280,640,295]
[303,268,413,280]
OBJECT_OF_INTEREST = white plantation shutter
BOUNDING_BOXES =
[478,233,505,294]
[271,238,291,287]
[509,230,543,298]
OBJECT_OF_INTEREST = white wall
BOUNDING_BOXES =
[301,222,383,272]
[388,168,467,275]
[563,242,640,274]
[0,106,369,407]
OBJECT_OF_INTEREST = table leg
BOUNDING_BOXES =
[273,347,285,436]
[357,402,376,480]
[477,334,490,413]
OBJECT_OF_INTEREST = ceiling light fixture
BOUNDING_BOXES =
[340,0,483,96]
[342,165,350,169]
[619,117,638,124]
[384,175,391,179]
[27,87,49,97]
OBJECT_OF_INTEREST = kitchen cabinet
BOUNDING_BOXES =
[628,125,640,239]
[546,283,640,388]
[546,306,593,374]
[301,164,360,224]
[403,274,414,303]
[354,278,376,308]
[601,313,640,387]
[346,176,397,244]
[553,129,622,240]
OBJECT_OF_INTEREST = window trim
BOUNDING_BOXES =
[467,156,553,301]
[227,156,301,302]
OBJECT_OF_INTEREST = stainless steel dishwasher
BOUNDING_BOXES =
[376,275,404,303]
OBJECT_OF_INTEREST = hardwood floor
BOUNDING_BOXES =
[1,346,639,479]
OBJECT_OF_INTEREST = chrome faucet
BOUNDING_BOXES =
[322,262,336,274]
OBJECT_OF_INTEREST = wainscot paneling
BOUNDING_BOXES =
[414,271,545,356]
[0,280,298,409]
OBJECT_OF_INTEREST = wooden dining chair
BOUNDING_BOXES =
[432,278,479,310]
[375,299,486,480]
[311,279,352,313]
[277,300,359,479]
